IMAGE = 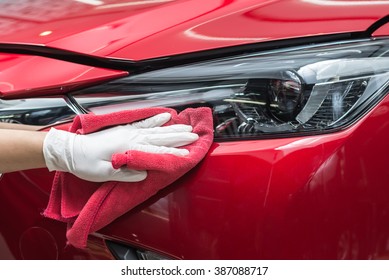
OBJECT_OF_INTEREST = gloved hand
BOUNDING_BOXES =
[42,112,199,182]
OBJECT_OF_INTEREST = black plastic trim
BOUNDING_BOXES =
[133,32,365,73]
[365,14,389,36]
[0,43,135,71]
[0,32,367,73]
[0,13,388,74]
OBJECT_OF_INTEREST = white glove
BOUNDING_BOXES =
[42,112,199,182]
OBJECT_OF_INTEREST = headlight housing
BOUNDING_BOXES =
[3,38,389,140]
[0,97,77,126]
[72,38,389,140]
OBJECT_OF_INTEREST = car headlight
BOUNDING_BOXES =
[0,97,77,126]
[2,38,389,140]
[71,37,389,140]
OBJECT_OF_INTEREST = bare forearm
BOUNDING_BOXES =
[0,129,47,173]
[0,122,43,131]
[0,112,200,180]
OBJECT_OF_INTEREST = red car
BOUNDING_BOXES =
[1,0,389,260]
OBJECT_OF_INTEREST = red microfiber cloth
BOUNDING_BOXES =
[43,107,213,248]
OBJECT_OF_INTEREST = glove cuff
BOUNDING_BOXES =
[43,128,75,172]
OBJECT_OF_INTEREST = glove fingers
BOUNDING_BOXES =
[130,113,171,129]
[128,144,190,156]
[143,132,199,147]
[110,166,148,182]
[139,124,193,134]
[73,160,148,182]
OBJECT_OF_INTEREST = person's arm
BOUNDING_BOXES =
[0,112,199,182]
[0,128,47,173]
[0,122,44,131]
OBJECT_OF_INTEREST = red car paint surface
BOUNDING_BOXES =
[1,0,389,96]
[1,0,389,259]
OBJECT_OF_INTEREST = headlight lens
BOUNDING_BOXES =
[0,98,77,126]
[71,38,389,140]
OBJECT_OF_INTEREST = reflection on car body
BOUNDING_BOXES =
[2,0,389,260]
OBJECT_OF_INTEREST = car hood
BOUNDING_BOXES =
[1,0,389,97]
[2,0,389,60]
